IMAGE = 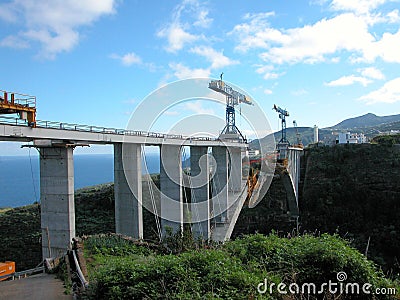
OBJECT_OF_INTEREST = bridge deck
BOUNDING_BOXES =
[0,116,246,147]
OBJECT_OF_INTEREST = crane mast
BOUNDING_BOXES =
[273,104,289,144]
[208,74,252,141]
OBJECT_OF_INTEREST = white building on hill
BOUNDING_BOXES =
[337,132,368,144]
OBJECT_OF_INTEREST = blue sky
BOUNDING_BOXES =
[1,0,400,154]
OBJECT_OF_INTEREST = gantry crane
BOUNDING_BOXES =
[273,104,289,144]
[0,90,36,127]
[293,120,304,148]
[208,73,252,141]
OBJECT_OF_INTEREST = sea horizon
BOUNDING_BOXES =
[0,153,161,208]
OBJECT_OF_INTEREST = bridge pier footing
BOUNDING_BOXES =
[39,146,75,259]
[114,143,143,239]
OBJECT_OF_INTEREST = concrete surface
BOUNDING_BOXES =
[114,143,143,239]
[0,273,72,300]
[40,146,75,260]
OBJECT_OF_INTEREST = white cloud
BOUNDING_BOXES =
[326,75,372,87]
[255,65,284,80]
[110,52,142,66]
[359,67,385,80]
[190,46,239,69]
[326,67,385,87]
[230,12,277,52]
[193,10,212,28]
[231,10,400,65]
[262,13,374,64]
[184,101,214,114]
[157,0,212,53]
[264,89,273,95]
[359,78,400,104]
[361,29,400,63]
[387,9,400,23]
[157,23,198,53]
[330,0,388,14]
[169,62,210,79]
[0,35,29,49]
[0,0,116,58]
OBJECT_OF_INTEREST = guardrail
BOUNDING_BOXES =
[0,90,36,108]
[0,115,246,143]
[0,266,45,281]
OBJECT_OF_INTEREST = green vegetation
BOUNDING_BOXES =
[0,184,117,271]
[371,134,400,146]
[301,144,400,277]
[235,143,400,282]
[82,233,398,299]
[0,204,41,270]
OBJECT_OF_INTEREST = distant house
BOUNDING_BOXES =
[336,132,368,144]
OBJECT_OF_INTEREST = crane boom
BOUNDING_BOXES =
[208,75,252,141]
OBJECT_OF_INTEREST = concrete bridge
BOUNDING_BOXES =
[0,116,248,259]
[0,116,301,261]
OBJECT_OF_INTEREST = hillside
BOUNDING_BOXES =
[330,113,400,130]
[235,143,400,276]
[250,113,400,150]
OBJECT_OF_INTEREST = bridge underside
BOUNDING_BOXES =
[3,124,301,260]
[36,142,251,260]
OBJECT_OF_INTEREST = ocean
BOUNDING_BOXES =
[0,153,161,208]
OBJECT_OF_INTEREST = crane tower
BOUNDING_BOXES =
[273,104,289,144]
[208,74,252,141]
[273,104,290,161]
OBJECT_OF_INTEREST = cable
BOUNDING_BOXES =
[142,146,162,242]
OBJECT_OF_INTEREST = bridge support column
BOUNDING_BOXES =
[114,143,143,239]
[212,146,228,222]
[190,146,210,240]
[228,147,242,192]
[160,145,183,236]
[40,147,75,259]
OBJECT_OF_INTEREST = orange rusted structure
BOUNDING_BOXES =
[0,90,36,127]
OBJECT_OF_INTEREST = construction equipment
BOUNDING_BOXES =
[293,120,304,148]
[208,73,252,141]
[273,104,290,161]
[0,261,15,281]
[0,90,36,127]
[273,104,289,144]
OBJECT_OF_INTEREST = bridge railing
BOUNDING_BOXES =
[0,115,246,143]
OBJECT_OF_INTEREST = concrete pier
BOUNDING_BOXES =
[160,145,183,236]
[40,147,75,259]
[114,143,143,239]
[212,146,228,222]
[228,147,242,192]
[190,146,210,240]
